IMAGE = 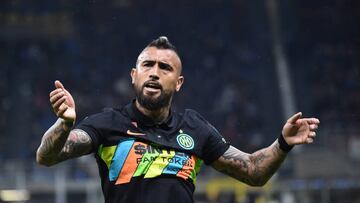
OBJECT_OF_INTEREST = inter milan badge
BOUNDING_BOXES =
[176,129,194,150]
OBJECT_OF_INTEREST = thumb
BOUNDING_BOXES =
[55,80,65,89]
[287,112,302,124]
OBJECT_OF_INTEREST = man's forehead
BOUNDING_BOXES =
[137,47,182,68]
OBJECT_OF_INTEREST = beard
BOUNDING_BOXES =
[134,83,173,111]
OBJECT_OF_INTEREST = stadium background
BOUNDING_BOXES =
[0,0,359,202]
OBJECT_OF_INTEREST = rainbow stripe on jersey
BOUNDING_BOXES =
[97,139,203,185]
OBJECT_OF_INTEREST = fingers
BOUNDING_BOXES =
[52,95,66,110]
[55,80,65,89]
[49,88,62,97]
[51,93,67,115]
[308,131,316,138]
[285,112,320,145]
[50,88,66,106]
[50,80,67,102]
[309,124,318,131]
[56,104,68,117]
[287,112,302,124]
[50,80,68,117]
[303,118,320,124]
[305,130,316,144]
[307,120,318,144]
[50,91,64,103]
[305,137,314,144]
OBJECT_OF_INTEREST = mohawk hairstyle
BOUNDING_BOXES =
[146,36,178,55]
[136,36,182,69]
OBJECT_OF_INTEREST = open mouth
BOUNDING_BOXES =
[143,81,162,92]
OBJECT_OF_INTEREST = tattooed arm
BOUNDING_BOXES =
[36,118,92,166]
[212,112,320,186]
[212,142,286,186]
[37,80,92,166]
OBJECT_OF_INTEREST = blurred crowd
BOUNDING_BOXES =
[0,0,359,178]
[1,0,273,162]
[284,1,360,152]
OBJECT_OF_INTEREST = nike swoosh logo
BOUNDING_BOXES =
[127,130,146,136]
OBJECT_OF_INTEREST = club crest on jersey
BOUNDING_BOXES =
[176,130,194,150]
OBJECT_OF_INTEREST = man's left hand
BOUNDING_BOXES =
[282,112,320,145]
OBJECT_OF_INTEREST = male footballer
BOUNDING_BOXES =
[36,36,320,203]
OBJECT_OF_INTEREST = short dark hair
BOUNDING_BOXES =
[136,36,182,69]
[146,36,178,55]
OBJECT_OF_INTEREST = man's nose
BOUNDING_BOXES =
[149,64,160,80]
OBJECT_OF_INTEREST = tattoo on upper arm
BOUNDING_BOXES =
[58,129,93,160]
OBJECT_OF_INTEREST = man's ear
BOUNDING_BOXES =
[130,68,136,84]
[176,76,184,92]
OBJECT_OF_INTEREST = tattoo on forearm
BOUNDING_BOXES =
[212,141,286,186]
[37,121,70,159]
[217,148,253,184]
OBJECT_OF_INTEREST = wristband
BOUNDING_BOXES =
[278,134,294,152]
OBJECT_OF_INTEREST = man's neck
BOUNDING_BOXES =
[135,100,170,124]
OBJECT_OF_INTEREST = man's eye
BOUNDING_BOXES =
[159,63,172,71]
[142,61,154,67]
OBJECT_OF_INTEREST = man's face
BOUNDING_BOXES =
[131,47,184,110]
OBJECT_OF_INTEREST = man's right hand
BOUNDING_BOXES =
[37,80,92,166]
[49,80,76,126]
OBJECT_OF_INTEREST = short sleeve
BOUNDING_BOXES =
[202,122,230,165]
[75,112,109,153]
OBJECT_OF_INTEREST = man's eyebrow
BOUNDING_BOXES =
[140,60,174,69]
[142,60,155,63]
[141,60,156,66]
